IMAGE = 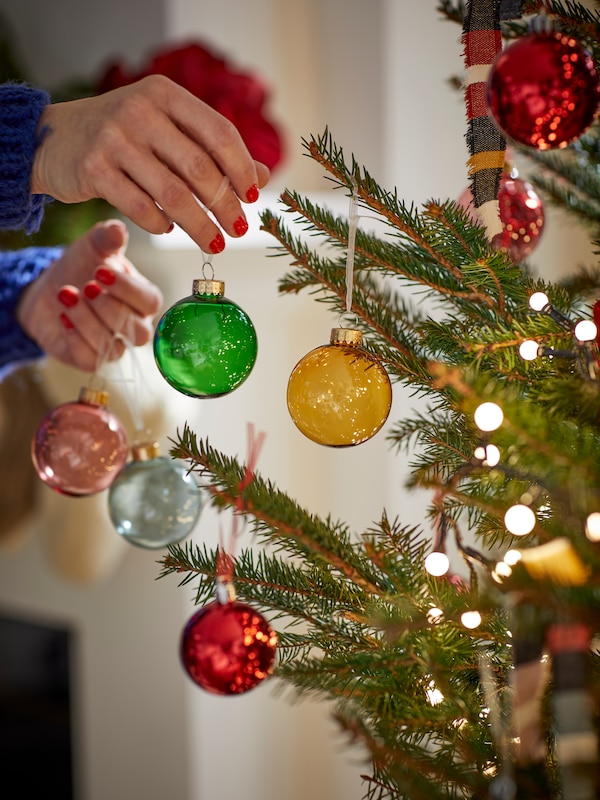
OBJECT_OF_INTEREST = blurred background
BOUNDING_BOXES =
[0,1,595,799]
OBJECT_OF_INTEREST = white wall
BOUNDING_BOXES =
[0,2,596,800]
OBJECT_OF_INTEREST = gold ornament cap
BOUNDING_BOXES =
[330,327,363,346]
[131,441,160,461]
[78,386,109,406]
[193,278,225,297]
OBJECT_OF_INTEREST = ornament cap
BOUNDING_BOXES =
[78,386,109,407]
[131,441,160,461]
[330,327,363,346]
[193,278,225,297]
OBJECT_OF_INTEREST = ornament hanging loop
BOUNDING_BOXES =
[344,178,360,316]
[201,254,215,280]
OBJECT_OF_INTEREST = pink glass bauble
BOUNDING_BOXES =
[31,387,129,496]
[487,31,600,150]
[458,172,544,263]
[180,597,278,695]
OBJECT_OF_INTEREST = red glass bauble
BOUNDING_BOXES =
[31,387,129,496]
[458,171,544,263]
[487,31,600,149]
[180,599,278,695]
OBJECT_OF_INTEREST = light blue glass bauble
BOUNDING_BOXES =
[108,442,203,549]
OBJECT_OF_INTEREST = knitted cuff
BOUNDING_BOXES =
[0,246,63,380]
[0,83,52,234]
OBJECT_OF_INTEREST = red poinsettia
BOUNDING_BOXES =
[97,41,284,172]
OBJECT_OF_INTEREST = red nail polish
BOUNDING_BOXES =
[233,215,248,236]
[209,233,225,254]
[166,222,175,233]
[245,184,259,203]
[96,267,116,286]
[60,312,74,330]
[84,281,101,300]
[58,287,78,308]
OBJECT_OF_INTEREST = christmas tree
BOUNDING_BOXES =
[158,2,600,798]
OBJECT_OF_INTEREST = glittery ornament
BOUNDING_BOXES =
[108,441,203,549]
[287,328,392,447]
[153,278,257,398]
[458,169,544,263]
[487,30,600,150]
[180,589,277,695]
[31,387,128,496]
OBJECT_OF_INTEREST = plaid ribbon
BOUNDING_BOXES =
[462,0,506,238]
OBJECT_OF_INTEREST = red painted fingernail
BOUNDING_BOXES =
[95,267,116,286]
[59,312,74,330]
[233,215,248,236]
[166,222,175,233]
[84,281,101,300]
[209,233,225,254]
[58,287,78,308]
[245,184,259,203]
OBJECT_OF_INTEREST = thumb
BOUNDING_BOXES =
[88,219,129,258]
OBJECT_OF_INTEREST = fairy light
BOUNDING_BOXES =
[473,443,500,467]
[574,320,597,342]
[427,606,444,624]
[425,551,450,576]
[529,291,549,311]
[461,610,482,629]
[585,512,600,542]
[504,549,523,566]
[504,503,536,536]
[519,339,540,360]
[426,679,444,706]
[494,560,513,579]
[474,402,504,432]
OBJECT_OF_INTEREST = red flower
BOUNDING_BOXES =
[97,41,284,171]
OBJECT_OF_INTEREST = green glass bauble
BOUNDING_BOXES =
[153,279,258,398]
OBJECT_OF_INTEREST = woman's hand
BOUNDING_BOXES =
[16,219,163,372]
[31,75,270,253]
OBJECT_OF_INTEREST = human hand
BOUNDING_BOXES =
[31,75,271,252]
[16,219,163,372]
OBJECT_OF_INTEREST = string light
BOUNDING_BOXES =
[461,610,482,629]
[504,549,523,566]
[504,503,536,536]
[474,402,504,432]
[585,512,600,542]
[427,606,444,624]
[574,320,597,342]
[519,339,540,360]
[425,551,450,576]
[529,291,549,311]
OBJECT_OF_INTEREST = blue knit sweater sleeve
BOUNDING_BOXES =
[0,83,51,233]
[0,246,63,380]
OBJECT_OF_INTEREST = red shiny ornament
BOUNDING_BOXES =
[31,387,129,496]
[487,31,600,150]
[181,598,278,695]
[458,171,544,263]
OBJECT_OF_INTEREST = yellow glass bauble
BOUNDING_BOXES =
[286,328,392,447]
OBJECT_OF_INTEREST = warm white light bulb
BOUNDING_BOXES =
[504,549,522,566]
[519,339,539,360]
[461,610,482,629]
[427,606,444,624]
[484,444,500,467]
[494,561,513,579]
[585,512,600,542]
[574,320,597,342]
[504,504,536,536]
[529,292,549,311]
[474,402,503,432]
[425,551,450,577]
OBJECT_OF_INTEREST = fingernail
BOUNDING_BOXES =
[84,281,101,300]
[245,184,259,203]
[58,287,78,308]
[96,267,116,286]
[166,222,174,233]
[60,312,74,330]
[209,233,225,254]
[233,215,248,236]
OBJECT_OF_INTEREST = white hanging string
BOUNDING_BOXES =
[344,178,360,317]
